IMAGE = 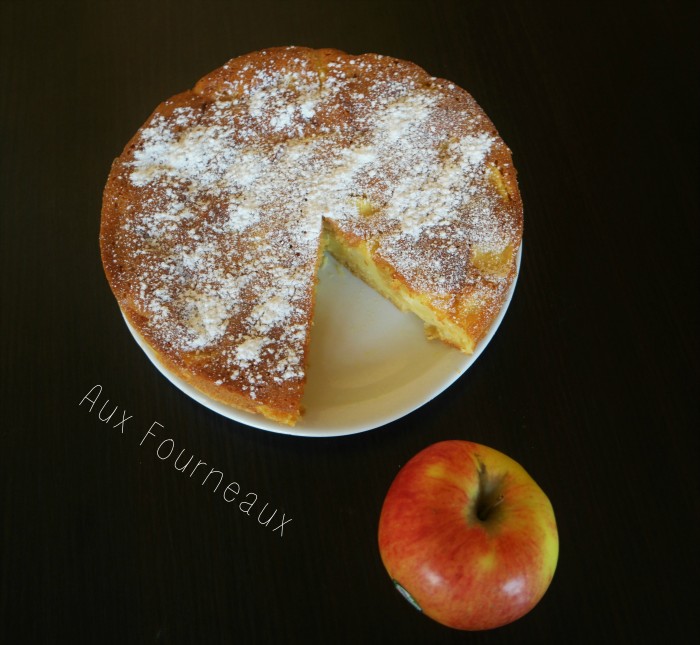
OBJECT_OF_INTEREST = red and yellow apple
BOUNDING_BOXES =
[378,440,558,630]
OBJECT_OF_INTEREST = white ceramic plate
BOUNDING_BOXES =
[125,248,521,437]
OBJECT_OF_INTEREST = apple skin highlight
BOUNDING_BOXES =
[378,440,559,631]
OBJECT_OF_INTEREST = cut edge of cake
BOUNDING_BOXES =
[321,160,521,357]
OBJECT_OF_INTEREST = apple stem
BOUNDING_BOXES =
[475,461,506,522]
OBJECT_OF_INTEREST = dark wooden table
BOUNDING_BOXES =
[1,1,697,643]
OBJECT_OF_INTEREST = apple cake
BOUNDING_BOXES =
[100,46,523,425]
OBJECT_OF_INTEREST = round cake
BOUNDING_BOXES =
[100,47,523,426]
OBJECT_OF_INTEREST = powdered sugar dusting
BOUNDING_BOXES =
[109,48,520,404]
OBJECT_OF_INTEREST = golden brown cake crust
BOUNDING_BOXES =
[100,46,523,425]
